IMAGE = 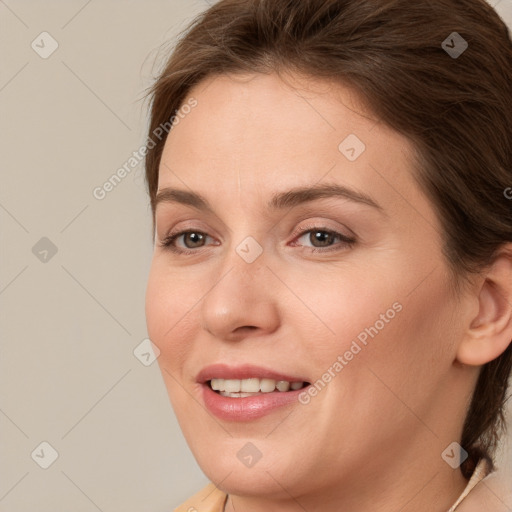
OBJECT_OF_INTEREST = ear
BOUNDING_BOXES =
[456,249,512,366]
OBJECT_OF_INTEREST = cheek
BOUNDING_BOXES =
[285,266,405,356]
[357,268,459,403]
[145,262,197,370]
[297,262,457,399]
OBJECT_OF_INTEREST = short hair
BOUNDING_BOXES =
[144,0,512,479]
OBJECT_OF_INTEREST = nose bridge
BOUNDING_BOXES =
[199,233,280,340]
[216,206,270,280]
[209,231,269,306]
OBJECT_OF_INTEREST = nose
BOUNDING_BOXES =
[200,246,281,342]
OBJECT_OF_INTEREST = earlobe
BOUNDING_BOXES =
[456,251,512,366]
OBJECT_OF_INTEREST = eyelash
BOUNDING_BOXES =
[159,225,356,255]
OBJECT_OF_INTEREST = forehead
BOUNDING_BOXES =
[156,72,433,224]
[162,72,379,162]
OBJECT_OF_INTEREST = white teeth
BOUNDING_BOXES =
[209,378,306,394]
[260,378,276,392]
[211,378,222,391]
[276,380,290,392]
[219,391,255,398]
[240,378,260,392]
[224,379,241,393]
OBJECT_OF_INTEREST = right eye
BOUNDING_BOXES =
[159,230,216,254]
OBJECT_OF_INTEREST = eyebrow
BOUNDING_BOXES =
[154,183,383,214]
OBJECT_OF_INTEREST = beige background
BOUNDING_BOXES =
[0,0,511,510]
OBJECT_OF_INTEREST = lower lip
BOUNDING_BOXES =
[201,383,308,421]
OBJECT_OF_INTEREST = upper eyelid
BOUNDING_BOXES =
[155,215,232,238]
[157,212,355,237]
[155,208,232,236]
[161,222,349,239]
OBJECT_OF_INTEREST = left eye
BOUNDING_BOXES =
[292,228,356,252]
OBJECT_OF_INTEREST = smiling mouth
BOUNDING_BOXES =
[208,378,310,398]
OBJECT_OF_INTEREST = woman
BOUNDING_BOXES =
[144,0,512,510]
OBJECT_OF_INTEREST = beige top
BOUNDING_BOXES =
[447,458,492,511]
[174,458,492,512]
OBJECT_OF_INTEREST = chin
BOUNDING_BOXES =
[191,436,314,499]
[201,460,293,498]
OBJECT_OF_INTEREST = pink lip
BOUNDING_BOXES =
[196,363,308,383]
[197,363,310,422]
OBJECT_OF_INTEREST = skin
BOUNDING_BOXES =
[145,71,512,512]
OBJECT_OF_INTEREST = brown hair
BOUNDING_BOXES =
[144,0,512,479]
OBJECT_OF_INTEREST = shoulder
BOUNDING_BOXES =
[173,483,228,512]
[454,470,511,512]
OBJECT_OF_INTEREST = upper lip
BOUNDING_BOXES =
[196,363,309,384]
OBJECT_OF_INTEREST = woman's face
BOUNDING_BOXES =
[145,72,472,500]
